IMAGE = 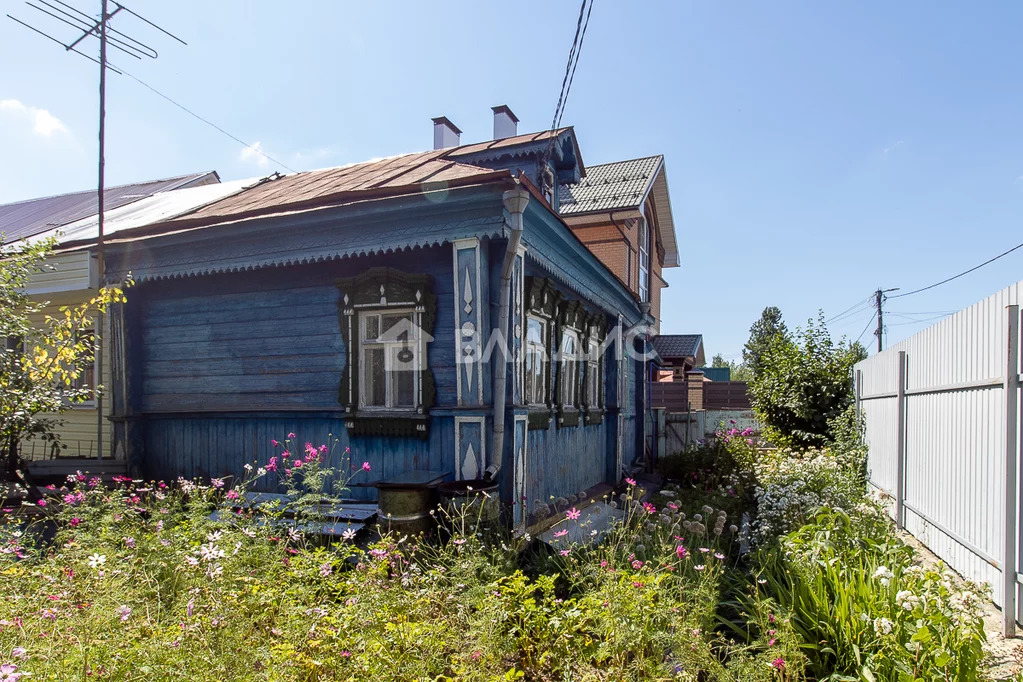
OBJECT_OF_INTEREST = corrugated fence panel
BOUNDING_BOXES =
[855,279,1023,613]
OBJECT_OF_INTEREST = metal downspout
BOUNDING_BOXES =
[492,185,529,474]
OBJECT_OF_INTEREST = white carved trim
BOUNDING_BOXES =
[454,415,486,480]
[513,414,528,528]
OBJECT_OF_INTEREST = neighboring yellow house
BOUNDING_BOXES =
[2,172,223,461]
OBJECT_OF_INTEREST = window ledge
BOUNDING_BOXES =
[345,411,429,440]
[557,408,581,428]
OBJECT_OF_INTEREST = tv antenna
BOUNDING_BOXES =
[8,0,186,460]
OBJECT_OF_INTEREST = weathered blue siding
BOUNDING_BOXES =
[131,247,459,496]
[142,413,458,499]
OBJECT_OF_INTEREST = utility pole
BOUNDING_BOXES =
[874,287,900,352]
[9,1,185,459]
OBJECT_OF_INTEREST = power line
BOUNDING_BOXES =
[539,0,594,195]
[891,239,1023,299]
[825,296,873,325]
[112,63,297,173]
[888,314,951,327]
[855,310,878,345]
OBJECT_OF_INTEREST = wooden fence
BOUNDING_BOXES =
[650,380,751,411]
[704,382,751,409]
[650,381,689,411]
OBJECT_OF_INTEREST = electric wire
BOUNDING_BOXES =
[855,312,879,347]
[112,62,297,173]
[539,0,594,176]
[891,239,1023,298]
[825,297,874,325]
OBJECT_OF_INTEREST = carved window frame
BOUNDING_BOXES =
[523,277,560,430]
[336,267,436,439]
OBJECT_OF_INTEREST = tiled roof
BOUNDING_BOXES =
[558,155,662,214]
[653,334,702,359]
[0,172,219,244]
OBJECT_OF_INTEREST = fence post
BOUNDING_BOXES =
[854,369,862,439]
[896,350,906,530]
[1003,304,1019,637]
[656,408,666,461]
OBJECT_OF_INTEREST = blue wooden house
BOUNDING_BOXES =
[89,108,678,527]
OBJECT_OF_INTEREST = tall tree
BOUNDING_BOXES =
[743,306,788,378]
[1,238,127,478]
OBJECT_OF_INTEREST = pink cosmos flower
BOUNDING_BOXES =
[287,432,296,439]
[265,457,278,472]
[631,581,644,588]
[559,549,570,556]
[293,460,303,469]
[10,647,26,659]
[631,559,643,570]
[566,508,581,520]
[225,490,239,501]
[642,502,657,514]
[768,638,777,646]
[270,439,279,447]
[676,545,688,559]
[69,517,81,528]
[772,658,785,671]
[340,651,352,658]
[625,478,637,486]
[361,462,371,472]
[0,663,21,681]
[318,444,328,454]
[553,530,568,538]
[36,500,46,507]
[281,450,290,459]
[211,478,225,489]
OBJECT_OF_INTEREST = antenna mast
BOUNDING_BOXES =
[8,0,186,460]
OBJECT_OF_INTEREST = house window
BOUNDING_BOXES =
[541,164,556,207]
[559,329,580,408]
[524,277,562,430]
[336,267,437,439]
[638,217,650,303]
[359,311,420,410]
[524,316,548,406]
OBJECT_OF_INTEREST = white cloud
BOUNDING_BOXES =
[239,141,270,168]
[0,99,69,137]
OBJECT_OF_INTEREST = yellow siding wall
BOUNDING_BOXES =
[25,251,96,296]
[20,291,114,460]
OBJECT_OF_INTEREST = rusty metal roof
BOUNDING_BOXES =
[0,171,220,244]
[148,151,511,232]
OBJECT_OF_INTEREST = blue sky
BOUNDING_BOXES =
[3,1,1023,360]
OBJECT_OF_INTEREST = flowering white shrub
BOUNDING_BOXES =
[751,448,864,545]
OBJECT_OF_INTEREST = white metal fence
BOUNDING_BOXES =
[854,281,1023,636]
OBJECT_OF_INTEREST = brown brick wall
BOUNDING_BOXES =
[566,204,671,329]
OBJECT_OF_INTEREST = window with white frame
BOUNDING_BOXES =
[359,310,420,410]
[524,316,548,406]
[336,267,437,438]
[559,329,581,408]
[638,217,650,303]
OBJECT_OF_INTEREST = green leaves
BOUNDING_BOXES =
[746,310,867,448]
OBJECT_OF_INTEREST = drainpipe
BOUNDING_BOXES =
[492,185,530,471]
